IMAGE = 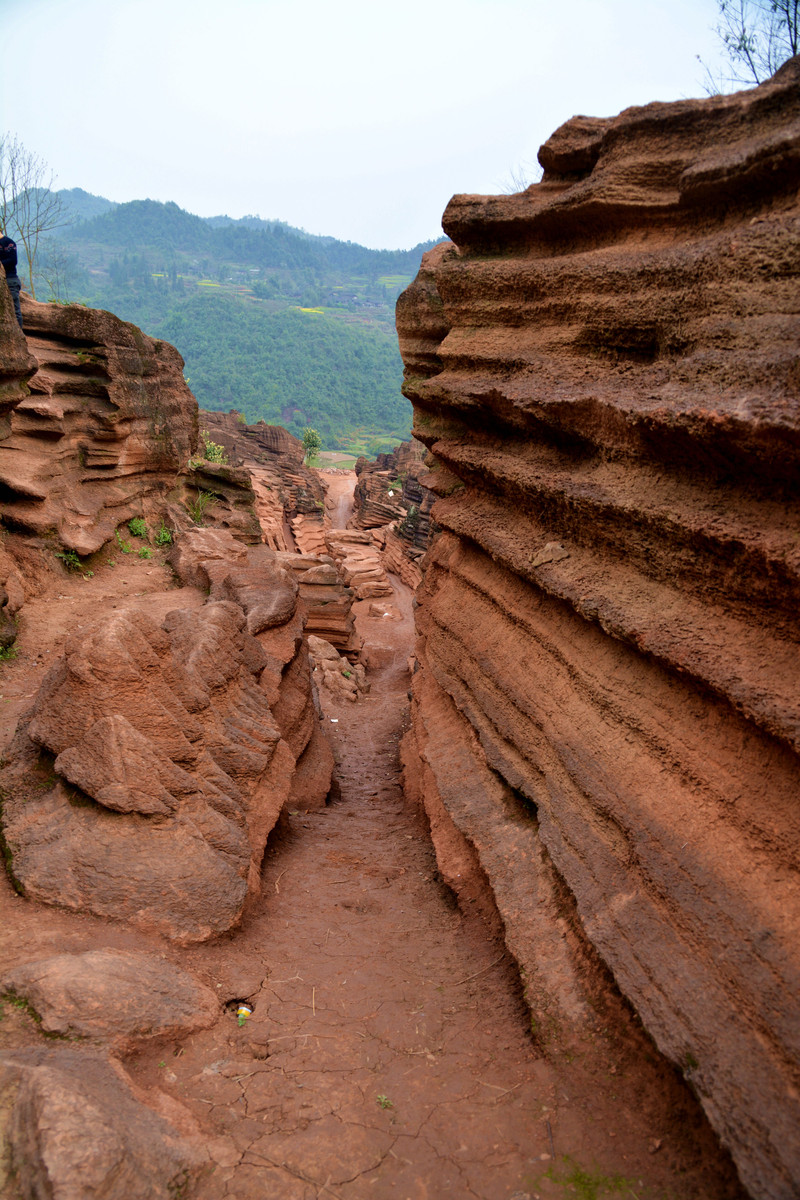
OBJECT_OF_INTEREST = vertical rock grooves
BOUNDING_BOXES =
[397,59,800,1200]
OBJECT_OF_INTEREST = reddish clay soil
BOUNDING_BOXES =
[0,483,744,1198]
[323,468,360,528]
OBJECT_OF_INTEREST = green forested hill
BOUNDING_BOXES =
[157,294,408,443]
[37,194,439,452]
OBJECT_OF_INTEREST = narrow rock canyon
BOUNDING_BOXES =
[0,59,796,1200]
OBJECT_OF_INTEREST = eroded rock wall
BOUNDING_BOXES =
[1,298,198,554]
[0,530,333,942]
[398,60,800,1200]
[199,409,326,552]
[349,440,435,589]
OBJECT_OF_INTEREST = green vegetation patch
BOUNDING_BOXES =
[157,294,411,445]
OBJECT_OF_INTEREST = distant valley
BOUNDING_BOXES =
[39,189,440,453]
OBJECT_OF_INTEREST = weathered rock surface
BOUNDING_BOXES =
[372,525,425,591]
[276,551,360,653]
[349,440,435,589]
[325,529,393,599]
[0,529,332,942]
[0,1047,203,1199]
[308,634,369,704]
[0,273,36,419]
[179,458,263,544]
[398,60,800,1200]
[350,458,407,530]
[199,409,326,552]
[0,949,219,1046]
[0,297,197,555]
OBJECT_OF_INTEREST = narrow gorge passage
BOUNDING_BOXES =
[147,574,563,1200]
[0,472,745,1200]
[131,562,742,1199]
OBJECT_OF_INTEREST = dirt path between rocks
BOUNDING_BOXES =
[0,531,744,1199]
[134,581,741,1200]
[322,469,358,529]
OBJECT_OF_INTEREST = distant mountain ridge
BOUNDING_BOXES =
[41,190,440,453]
[57,190,438,265]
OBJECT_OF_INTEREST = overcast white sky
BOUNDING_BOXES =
[2,0,728,249]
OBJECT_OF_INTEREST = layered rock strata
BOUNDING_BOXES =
[0,297,197,554]
[199,409,326,552]
[398,60,800,1200]
[325,529,393,600]
[0,273,36,418]
[349,440,434,588]
[0,529,333,942]
[276,551,360,653]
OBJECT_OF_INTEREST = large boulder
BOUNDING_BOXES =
[0,531,332,941]
[0,949,219,1048]
[0,1047,204,1199]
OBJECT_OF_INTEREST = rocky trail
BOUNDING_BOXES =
[0,475,744,1199]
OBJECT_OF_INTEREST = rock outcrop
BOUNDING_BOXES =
[0,297,197,555]
[325,530,393,600]
[308,634,370,703]
[0,1047,204,1199]
[0,949,220,1049]
[398,61,800,1200]
[0,273,36,419]
[199,409,327,553]
[276,552,360,653]
[0,529,333,942]
[349,440,435,589]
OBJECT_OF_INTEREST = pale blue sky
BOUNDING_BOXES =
[2,0,728,248]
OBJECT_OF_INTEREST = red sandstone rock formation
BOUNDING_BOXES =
[199,409,326,552]
[348,440,434,589]
[276,551,360,653]
[324,529,393,600]
[397,60,800,1200]
[0,273,36,416]
[0,298,197,555]
[0,1046,203,1198]
[0,530,333,942]
[0,949,220,1050]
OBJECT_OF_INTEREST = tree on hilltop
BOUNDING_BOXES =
[0,134,66,298]
[302,427,322,463]
[706,0,799,88]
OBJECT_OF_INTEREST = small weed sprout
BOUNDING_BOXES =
[127,517,147,539]
[154,522,173,547]
[138,548,153,559]
[201,430,228,463]
[187,491,218,525]
[376,1094,393,1109]
[55,549,82,572]
[0,644,18,662]
[115,529,132,554]
[543,1157,634,1200]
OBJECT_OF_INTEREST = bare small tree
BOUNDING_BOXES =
[38,238,75,303]
[499,162,543,195]
[704,0,799,90]
[0,134,67,299]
